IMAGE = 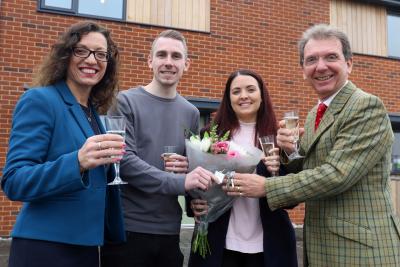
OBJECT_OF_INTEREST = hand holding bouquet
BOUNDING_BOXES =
[186,124,263,258]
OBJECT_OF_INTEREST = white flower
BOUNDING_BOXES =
[188,135,211,152]
[200,137,211,152]
[190,135,201,149]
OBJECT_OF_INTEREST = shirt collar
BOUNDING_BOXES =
[318,80,348,107]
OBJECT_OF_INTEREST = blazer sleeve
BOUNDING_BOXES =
[1,89,87,202]
[257,162,297,210]
[265,94,394,210]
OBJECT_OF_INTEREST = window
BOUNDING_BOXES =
[390,114,400,175]
[187,97,220,129]
[79,0,124,20]
[388,13,400,58]
[40,0,123,19]
[39,0,210,32]
[43,0,72,10]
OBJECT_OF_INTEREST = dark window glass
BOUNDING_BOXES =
[391,115,400,174]
[392,132,400,174]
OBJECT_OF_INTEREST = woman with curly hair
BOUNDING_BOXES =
[2,21,125,267]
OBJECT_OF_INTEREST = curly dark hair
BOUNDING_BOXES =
[204,69,278,148]
[32,20,120,113]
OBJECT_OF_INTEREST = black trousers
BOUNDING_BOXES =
[101,231,184,267]
[8,237,99,267]
[221,249,264,267]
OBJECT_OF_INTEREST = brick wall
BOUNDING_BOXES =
[0,0,399,236]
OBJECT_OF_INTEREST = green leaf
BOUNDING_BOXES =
[221,130,230,141]
[191,232,211,259]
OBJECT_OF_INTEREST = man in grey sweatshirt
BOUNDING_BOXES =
[101,30,215,267]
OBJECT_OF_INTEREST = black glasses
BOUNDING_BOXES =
[72,47,110,62]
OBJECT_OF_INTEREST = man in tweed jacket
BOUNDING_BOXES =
[227,24,400,266]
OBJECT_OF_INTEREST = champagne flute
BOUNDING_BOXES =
[283,111,304,160]
[162,146,177,173]
[259,135,278,176]
[105,116,128,185]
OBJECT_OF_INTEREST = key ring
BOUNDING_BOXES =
[225,171,235,189]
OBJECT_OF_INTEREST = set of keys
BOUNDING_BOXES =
[214,170,235,188]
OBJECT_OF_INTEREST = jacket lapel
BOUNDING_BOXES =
[54,81,93,138]
[302,81,357,157]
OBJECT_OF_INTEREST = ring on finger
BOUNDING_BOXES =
[97,142,102,150]
[237,186,241,192]
[239,192,243,197]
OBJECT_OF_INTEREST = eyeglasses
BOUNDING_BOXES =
[303,53,341,67]
[72,47,110,62]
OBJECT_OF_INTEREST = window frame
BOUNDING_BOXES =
[387,10,400,59]
[362,0,400,9]
[390,114,400,175]
[186,97,220,129]
[38,0,127,22]
[39,0,75,14]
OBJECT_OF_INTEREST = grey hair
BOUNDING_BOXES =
[150,29,188,58]
[298,24,352,66]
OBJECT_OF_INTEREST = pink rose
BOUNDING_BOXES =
[215,141,229,153]
[210,141,229,154]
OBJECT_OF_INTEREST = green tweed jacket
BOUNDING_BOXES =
[265,81,400,266]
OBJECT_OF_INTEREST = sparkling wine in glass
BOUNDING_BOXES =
[105,116,128,185]
[259,135,278,176]
[162,146,177,173]
[284,111,304,160]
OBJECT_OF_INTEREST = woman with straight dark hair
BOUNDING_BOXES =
[188,69,297,267]
[2,21,125,267]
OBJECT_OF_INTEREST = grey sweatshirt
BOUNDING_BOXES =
[110,87,199,235]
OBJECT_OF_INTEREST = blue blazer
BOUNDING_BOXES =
[1,81,125,246]
[187,162,298,267]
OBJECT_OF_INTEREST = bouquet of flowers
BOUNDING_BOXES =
[186,124,263,258]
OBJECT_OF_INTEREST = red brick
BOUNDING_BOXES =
[0,0,399,236]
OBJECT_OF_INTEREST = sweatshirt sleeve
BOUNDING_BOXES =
[108,92,186,195]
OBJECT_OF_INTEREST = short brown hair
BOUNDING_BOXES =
[298,24,352,66]
[150,29,188,58]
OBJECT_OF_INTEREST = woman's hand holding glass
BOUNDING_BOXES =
[262,147,280,176]
[259,135,280,176]
[78,134,125,172]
